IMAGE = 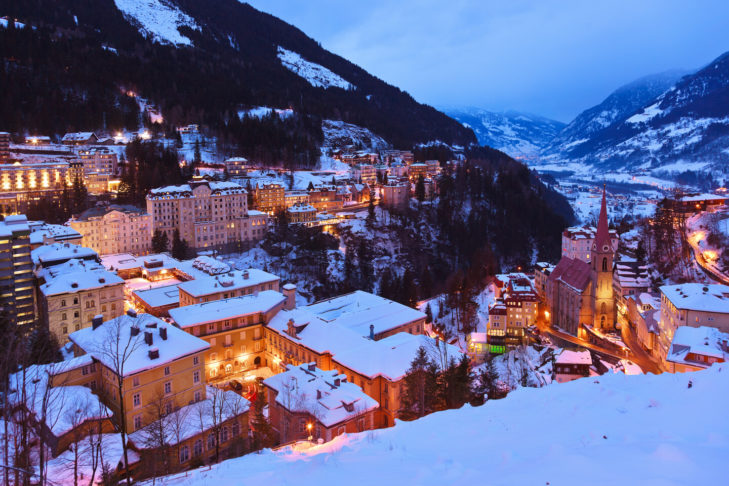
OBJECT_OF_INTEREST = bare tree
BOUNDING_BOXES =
[88,317,144,485]
[140,388,172,481]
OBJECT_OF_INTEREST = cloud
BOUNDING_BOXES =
[246,0,729,121]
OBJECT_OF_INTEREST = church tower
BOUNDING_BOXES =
[591,186,615,331]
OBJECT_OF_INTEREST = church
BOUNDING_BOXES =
[545,187,616,335]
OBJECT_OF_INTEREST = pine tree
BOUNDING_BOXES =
[193,139,201,164]
[171,229,192,259]
[358,239,374,292]
[425,303,433,324]
[400,346,438,420]
[415,175,425,203]
[366,197,376,227]
[151,230,169,253]
[250,383,275,450]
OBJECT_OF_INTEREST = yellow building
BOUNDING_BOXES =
[0,160,72,215]
[287,202,317,224]
[38,259,125,343]
[169,290,288,383]
[253,182,286,215]
[147,181,268,251]
[69,311,210,433]
[70,204,153,256]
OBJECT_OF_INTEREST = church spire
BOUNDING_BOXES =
[594,184,611,250]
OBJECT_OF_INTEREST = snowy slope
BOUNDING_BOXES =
[114,0,200,46]
[544,70,687,160]
[278,47,354,90]
[444,108,565,159]
[322,119,390,151]
[160,365,727,485]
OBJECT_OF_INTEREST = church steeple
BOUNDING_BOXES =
[593,185,611,252]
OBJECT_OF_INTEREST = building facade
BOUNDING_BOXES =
[253,183,286,215]
[0,215,35,325]
[70,205,153,256]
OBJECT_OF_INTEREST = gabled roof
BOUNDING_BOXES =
[548,256,592,292]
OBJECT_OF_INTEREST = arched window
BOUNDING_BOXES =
[602,258,608,272]
[193,439,203,457]
[601,303,606,315]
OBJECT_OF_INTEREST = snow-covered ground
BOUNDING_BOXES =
[238,106,294,120]
[114,0,200,46]
[158,364,728,486]
[277,47,354,90]
[322,119,390,152]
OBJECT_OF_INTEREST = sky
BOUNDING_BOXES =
[245,0,729,122]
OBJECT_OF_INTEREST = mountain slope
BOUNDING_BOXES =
[544,70,687,159]
[444,108,565,159]
[0,0,475,163]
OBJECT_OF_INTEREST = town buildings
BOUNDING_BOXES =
[487,274,539,350]
[545,188,617,336]
[28,220,83,249]
[656,283,729,363]
[177,268,281,306]
[0,159,72,216]
[37,258,125,342]
[61,132,99,145]
[553,350,592,383]
[0,215,35,325]
[264,363,379,443]
[381,181,409,209]
[666,326,728,373]
[287,202,317,224]
[146,181,268,251]
[351,164,376,184]
[0,131,9,160]
[224,157,248,177]
[70,204,153,256]
[308,186,343,212]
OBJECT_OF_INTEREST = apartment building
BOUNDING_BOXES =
[287,203,317,224]
[38,258,125,342]
[308,186,343,212]
[284,190,309,207]
[77,147,117,175]
[0,160,71,216]
[177,268,281,306]
[657,283,729,362]
[0,131,9,161]
[146,181,268,251]
[224,157,248,177]
[253,182,286,215]
[486,274,539,350]
[264,363,378,443]
[408,163,428,181]
[70,204,153,256]
[666,326,729,373]
[0,215,35,325]
[169,290,288,382]
[561,225,619,263]
[351,164,376,184]
[28,221,83,249]
[69,311,210,433]
[31,242,99,269]
[381,181,409,209]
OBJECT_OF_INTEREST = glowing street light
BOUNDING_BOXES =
[307,422,313,442]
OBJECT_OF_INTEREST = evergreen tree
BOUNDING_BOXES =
[425,303,433,324]
[151,230,169,253]
[415,175,425,203]
[171,229,193,259]
[366,197,376,227]
[307,181,314,191]
[358,239,374,292]
[250,382,275,450]
[400,346,439,420]
[193,139,201,164]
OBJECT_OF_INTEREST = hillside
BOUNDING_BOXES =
[444,108,565,159]
[0,0,475,165]
[160,364,727,485]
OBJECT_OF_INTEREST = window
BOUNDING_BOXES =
[232,421,240,437]
[207,323,216,333]
[62,313,67,320]
[62,326,68,334]
[133,376,140,387]
[211,352,217,362]
[207,433,216,450]
[194,390,202,402]
[73,297,78,305]
[179,445,190,463]
[193,356,199,366]
[61,299,66,307]
[165,402,173,415]
[133,393,141,408]
[74,311,79,318]
[299,418,306,433]
[602,257,608,272]
[164,366,170,376]
[133,415,142,431]
[164,381,172,395]
[222,426,229,442]
[193,439,203,457]
[193,370,200,384]
[239,330,246,339]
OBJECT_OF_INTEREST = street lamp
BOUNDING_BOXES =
[307,422,313,442]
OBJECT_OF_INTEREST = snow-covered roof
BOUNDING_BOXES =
[28,221,81,245]
[667,326,729,368]
[661,283,729,314]
[133,283,181,308]
[32,243,98,267]
[169,290,285,328]
[177,268,280,298]
[555,349,592,366]
[147,181,246,199]
[129,386,249,448]
[62,132,96,142]
[69,313,210,376]
[264,363,378,427]
[679,193,727,202]
[9,359,112,437]
[0,214,30,237]
[39,259,123,296]
[305,291,426,338]
[287,203,316,213]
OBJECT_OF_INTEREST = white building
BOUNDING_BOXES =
[561,225,619,263]
[69,204,152,256]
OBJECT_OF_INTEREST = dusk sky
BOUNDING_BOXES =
[246,0,729,122]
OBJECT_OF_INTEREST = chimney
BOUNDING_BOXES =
[287,318,296,338]
[91,314,103,330]
[144,331,153,346]
[369,324,375,340]
[127,308,137,318]
[159,327,168,340]
[243,270,249,279]
[148,347,159,360]
[308,362,315,372]
[283,283,297,311]
[316,389,322,399]
[130,326,140,337]
[333,377,341,387]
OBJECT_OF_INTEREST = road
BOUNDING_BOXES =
[535,316,662,374]
[686,225,729,285]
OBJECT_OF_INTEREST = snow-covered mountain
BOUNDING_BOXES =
[444,108,565,159]
[543,70,687,160]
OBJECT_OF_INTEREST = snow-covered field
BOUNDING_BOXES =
[277,47,354,90]
[159,364,727,486]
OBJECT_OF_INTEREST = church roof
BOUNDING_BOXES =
[594,186,612,251]
[548,256,592,292]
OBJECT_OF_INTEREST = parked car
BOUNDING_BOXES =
[228,380,243,393]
